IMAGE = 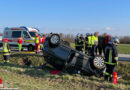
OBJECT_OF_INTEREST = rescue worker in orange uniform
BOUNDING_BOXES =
[18,36,23,52]
[3,39,11,63]
[35,34,40,53]
[104,38,119,81]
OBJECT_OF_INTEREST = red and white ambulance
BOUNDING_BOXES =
[3,26,42,51]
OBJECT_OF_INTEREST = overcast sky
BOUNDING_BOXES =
[0,0,130,36]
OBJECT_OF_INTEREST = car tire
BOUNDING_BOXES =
[28,45,34,51]
[49,34,60,47]
[92,55,105,69]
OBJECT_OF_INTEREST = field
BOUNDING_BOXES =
[118,44,130,54]
[0,53,130,90]
[71,43,130,54]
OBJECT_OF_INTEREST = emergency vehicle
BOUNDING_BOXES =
[3,26,42,51]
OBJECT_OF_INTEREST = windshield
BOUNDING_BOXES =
[29,32,42,38]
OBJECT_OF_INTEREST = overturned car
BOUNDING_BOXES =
[43,34,105,76]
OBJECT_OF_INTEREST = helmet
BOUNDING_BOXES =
[3,39,8,43]
[112,38,120,44]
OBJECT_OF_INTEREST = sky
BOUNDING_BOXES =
[0,0,130,36]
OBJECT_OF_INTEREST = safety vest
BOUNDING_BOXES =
[93,36,98,45]
[88,36,95,47]
[3,43,9,55]
[35,37,39,44]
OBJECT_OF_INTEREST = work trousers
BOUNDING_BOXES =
[104,64,116,81]
[98,46,105,56]
[92,45,98,56]
[35,44,40,52]
[18,43,22,51]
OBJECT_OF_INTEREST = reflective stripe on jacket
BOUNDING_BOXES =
[105,44,118,65]
[3,43,10,55]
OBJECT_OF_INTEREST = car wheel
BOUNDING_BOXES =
[49,34,60,46]
[93,56,105,69]
[28,45,34,51]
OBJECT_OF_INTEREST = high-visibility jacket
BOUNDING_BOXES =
[18,37,23,44]
[3,42,10,55]
[35,36,40,44]
[105,43,118,65]
[93,36,98,45]
[88,35,95,47]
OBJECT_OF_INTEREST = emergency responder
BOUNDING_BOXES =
[38,35,41,50]
[18,36,23,52]
[92,32,99,56]
[41,34,46,49]
[3,39,10,63]
[75,33,80,51]
[75,34,84,52]
[85,33,91,54]
[104,38,119,81]
[104,33,111,46]
[79,34,84,52]
[35,34,40,53]
[98,34,105,55]
[88,34,94,56]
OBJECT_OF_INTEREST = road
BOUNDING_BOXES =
[119,54,130,61]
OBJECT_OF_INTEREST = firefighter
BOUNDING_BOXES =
[85,33,90,54]
[92,32,99,56]
[104,38,119,81]
[35,34,40,53]
[3,39,10,63]
[18,36,23,52]
[79,34,84,52]
[75,33,80,51]
[41,35,46,49]
[75,34,84,52]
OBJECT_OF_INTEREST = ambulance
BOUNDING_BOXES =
[3,26,42,51]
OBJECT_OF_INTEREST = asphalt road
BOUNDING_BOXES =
[118,54,130,61]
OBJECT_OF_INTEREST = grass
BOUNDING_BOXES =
[0,62,130,90]
[118,44,130,54]
[71,43,130,54]
[0,53,130,90]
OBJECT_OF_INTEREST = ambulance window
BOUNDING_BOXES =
[12,31,21,38]
[29,32,36,37]
[4,31,12,38]
[23,31,30,38]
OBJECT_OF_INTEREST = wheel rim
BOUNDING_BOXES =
[50,35,60,44]
[94,57,104,67]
